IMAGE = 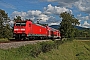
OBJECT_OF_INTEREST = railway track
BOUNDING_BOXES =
[0,40,50,49]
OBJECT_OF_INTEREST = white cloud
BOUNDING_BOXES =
[77,14,90,21]
[27,10,42,17]
[43,0,79,7]
[11,11,27,20]
[77,14,82,17]
[37,14,50,22]
[77,14,90,28]
[11,4,71,24]
[49,22,60,26]
[75,0,90,13]
[82,21,90,28]
[44,4,72,15]
[11,10,42,20]
[83,21,89,26]
[44,0,90,14]
[82,25,89,28]
[11,10,50,22]
[82,16,89,20]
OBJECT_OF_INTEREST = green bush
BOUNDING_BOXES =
[30,44,42,58]
[40,41,55,53]
[30,41,63,57]
[12,44,34,57]
[54,40,63,49]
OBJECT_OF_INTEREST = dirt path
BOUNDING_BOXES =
[0,40,49,49]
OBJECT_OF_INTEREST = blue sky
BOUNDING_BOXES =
[0,0,90,28]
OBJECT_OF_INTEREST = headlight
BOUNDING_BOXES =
[14,29,18,31]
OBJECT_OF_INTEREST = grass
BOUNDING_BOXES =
[73,41,90,60]
[0,38,15,42]
[0,38,9,42]
[81,41,90,46]
[33,40,90,60]
[0,40,90,60]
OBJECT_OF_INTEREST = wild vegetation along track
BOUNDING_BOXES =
[0,40,50,49]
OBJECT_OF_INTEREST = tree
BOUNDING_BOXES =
[14,16,22,22]
[0,9,12,38]
[4,24,13,39]
[59,12,80,39]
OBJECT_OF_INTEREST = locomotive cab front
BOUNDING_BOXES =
[13,20,32,40]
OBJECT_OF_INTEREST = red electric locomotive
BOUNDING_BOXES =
[13,20,61,40]
[46,26,61,39]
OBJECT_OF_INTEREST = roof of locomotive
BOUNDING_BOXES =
[15,19,33,23]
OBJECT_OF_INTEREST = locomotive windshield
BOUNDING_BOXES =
[16,22,26,26]
[21,23,26,26]
[16,23,20,26]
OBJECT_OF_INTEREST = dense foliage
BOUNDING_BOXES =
[60,12,80,39]
[0,9,12,39]
[30,40,63,57]
[14,16,22,22]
